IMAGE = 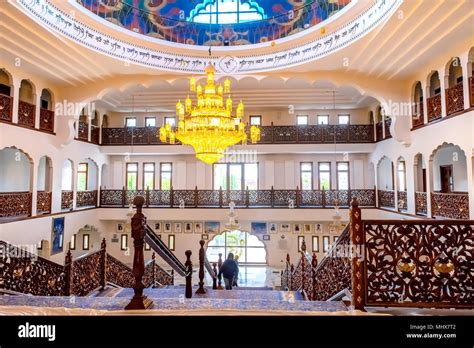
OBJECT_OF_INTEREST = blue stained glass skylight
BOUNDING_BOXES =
[188,0,266,24]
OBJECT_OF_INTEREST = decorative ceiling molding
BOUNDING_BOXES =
[15,0,402,74]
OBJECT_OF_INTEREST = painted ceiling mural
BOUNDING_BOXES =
[78,0,352,46]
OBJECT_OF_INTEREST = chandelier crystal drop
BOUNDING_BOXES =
[159,63,260,165]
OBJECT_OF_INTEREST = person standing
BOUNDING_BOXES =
[218,253,239,290]
[232,254,240,287]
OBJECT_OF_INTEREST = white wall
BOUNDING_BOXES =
[0,148,31,192]
[432,145,468,192]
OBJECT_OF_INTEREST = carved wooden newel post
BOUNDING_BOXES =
[311,252,318,301]
[196,240,206,294]
[99,238,107,290]
[212,263,218,289]
[217,253,224,290]
[64,250,73,296]
[286,254,291,290]
[349,197,365,311]
[185,250,193,299]
[125,196,153,310]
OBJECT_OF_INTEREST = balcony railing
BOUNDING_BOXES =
[77,120,88,141]
[411,101,424,129]
[470,76,474,107]
[397,191,407,211]
[0,93,13,122]
[102,124,375,146]
[76,190,98,208]
[36,191,52,215]
[18,100,36,128]
[0,192,32,217]
[61,191,73,210]
[100,188,376,208]
[384,118,392,139]
[427,94,442,122]
[445,82,464,116]
[91,125,100,144]
[415,191,427,216]
[431,192,469,220]
[39,108,54,133]
[378,190,395,209]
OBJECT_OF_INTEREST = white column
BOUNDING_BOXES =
[34,92,41,129]
[176,161,186,189]
[31,161,38,216]
[75,119,79,139]
[264,160,274,189]
[426,158,433,218]
[421,81,429,125]
[51,162,62,213]
[374,164,379,207]
[460,54,471,110]
[195,161,206,189]
[284,160,294,189]
[87,116,92,142]
[11,79,20,124]
[405,157,415,214]
[467,156,474,220]
[439,69,448,118]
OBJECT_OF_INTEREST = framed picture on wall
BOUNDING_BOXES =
[268,222,277,234]
[117,223,124,232]
[293,223,302,234]
[304,224,312,234]
[164,223,172,233]
[174,222,182,233]
[205,221,220,234]
[323,236,330,252]
[184,222,193,233]
[168,234,175,251]
[263,235,270,241]
[280,223,290,233]
[312,236,319,252]
[194,222,203,234]
[202,234,209,241]
[315,223,322,233]
[251,222,267,234]
[154,222,162,232]
[51,217,65,255]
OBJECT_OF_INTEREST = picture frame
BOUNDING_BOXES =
[202,234,209,240]
[51,217,65,255]
[304,223,312,234]
[293,223,302,234]
[184,222,193,233]
[154,222,162,233]
[164,222,172,233]
[117,222,124,233]
[280,223,290,233]
[205,221,220,234]
[268,222,277,234]
[111,234,119,243]
[297,236,305,252]
[251,222,267,234]
[312,236,319,252]
[262,235,270,241]
[315,223,322,233]
[194,222,203,234]
[168,234,175,251]
[174,222,182,233]
[323,236,330,252]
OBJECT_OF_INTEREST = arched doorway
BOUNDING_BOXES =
[206,230,267,265]
[377,156,395,209]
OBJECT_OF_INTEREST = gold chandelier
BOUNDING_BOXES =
[159,63,260,165]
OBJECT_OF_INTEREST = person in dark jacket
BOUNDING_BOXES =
[218,253,239,290]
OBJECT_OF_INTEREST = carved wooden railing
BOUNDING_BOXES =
[18,100,35,128]
[411,101,424,129]
[377,190,395,209]
[0,241,66,296]
[39,108,54,133]
[0,192,32,217]
[431,192,469,220]
[36,191,52,215]
[415,191,427,215]
[0,93,13,122]
[105,253,134,288]
[77,120,88,141]
[427,94,442,122]
[445,82,464,116]
[375,122,383,142]
[469,76,474,107]
[61,191,73,210]
[100,188,376,208]
[76,190,98,208]
[91,125,100,144]
[102,124,375,145]
[71,249,103,296]
[384,118,392,139]
[363,220,473,308]
[397,191,407,211]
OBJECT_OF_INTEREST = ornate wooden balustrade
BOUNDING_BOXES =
[100,188,376,208]
[377,190,395,209]
[397,191,407,211]
[18,100,35,128]
[0,93,13,122]
[431,192,469,220]
[470,76,474,107]
[91,125,100,144]
[61,191,73,210]
[0,238,171,296]
[39,108,54,133]
[363,220,473,308]
[427,94,442,122]
[36,191,52,215]
[445,82,464,116]
[384,118,392,139]
[415,191,427,216]
[77,120,88,141]
[411,102,424,129]
[0,192,32,217]
[375,122,383,142]
[76,190,98,208]
[102,124,375,145]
